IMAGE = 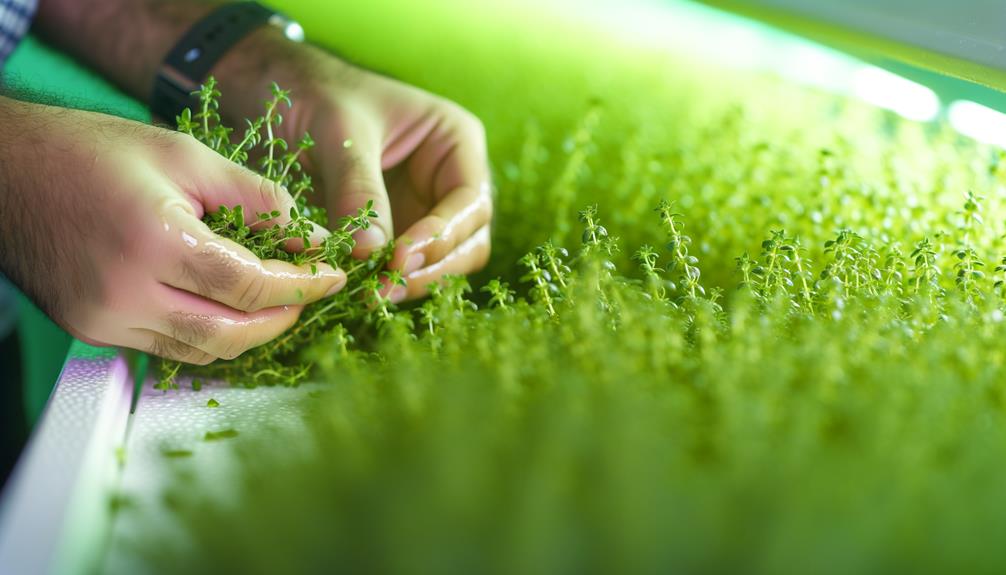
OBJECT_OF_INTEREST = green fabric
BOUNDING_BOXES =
[3,36,146,425]
[16,297,71,426]
[3,36,147,121]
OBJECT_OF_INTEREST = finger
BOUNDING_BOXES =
[318,125,393,255]
[159,205,347,312]
[392,107,491,272]
[390,182,492,274]
[401,105,489,200]
[130,328,219,366]
[63,327,113,349]
[63,317,216,365]
[388,224,491,303]
[149,284,303,360]
[173,136,329,250]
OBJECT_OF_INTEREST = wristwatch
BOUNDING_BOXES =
[150,2,304,124]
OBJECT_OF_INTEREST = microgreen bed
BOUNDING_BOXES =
[124,1,1006,573]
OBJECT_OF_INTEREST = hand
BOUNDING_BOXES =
[0,99,346,364]
[34,0,493,305]
[269,54,494,303]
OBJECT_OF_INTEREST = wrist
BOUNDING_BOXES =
[0,97,73,149]
[36,0,221,101]
[210,25,343,139]
[0,97,31,181]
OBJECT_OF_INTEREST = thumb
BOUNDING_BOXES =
[321,132,393,257]
[183,147,329,251]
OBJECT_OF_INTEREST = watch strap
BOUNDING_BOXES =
[150,2,291,124]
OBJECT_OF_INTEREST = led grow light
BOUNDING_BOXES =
[852,66,940,122]
[948,100,1006,149]
[695,0,1006,138]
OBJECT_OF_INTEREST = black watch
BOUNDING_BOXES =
[150,2,304,124]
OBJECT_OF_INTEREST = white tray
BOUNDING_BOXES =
[0,342,318,574]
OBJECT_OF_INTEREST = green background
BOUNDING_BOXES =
[9,0,1006,425]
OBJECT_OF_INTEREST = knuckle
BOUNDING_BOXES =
[220,330,251,360]
[171,132,209,160]
[453,106,486,142]
[166,311,219,347]
[236,273,271,312]
[149,333,194,362]
[181,350,208,366]
[193,353,216,366]
[432,97,483,136]
[257,175,289,209]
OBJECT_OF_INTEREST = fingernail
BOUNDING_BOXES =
[389,285,407,304]
[354,227,387,250]
[324,272,347,297]
[403,252,426,275]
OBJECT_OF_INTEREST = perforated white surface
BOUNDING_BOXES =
[102,375,322,573]
[0,343,132,575]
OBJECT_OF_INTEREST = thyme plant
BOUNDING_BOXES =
[157,79,395,389]
[121,15,1006,571]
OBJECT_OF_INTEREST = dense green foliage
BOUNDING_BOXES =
[133,2,1006,573]
[155,78,397,388]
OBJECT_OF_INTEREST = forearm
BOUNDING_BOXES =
[212,24,341,135]
[0,96,90,323]
[34,0,336,131]
[34,0,220,100]
[0,96,34,286]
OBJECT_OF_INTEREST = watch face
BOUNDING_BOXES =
[269,14,306,43]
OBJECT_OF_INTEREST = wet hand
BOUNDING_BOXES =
[0,101,346,364]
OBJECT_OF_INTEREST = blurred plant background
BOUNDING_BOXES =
[19,0,1006,573]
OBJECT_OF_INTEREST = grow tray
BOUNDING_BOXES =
[4,0,1006,572]
[0,341,321,574]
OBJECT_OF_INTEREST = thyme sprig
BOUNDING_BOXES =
[156,79,394,389]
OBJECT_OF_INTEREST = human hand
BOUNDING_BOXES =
[295,62,493,303]
[0,99,346,364]
[224,47,494,304]
[34,1,492,303]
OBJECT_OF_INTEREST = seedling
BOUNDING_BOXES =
[139,53,1006,575]
[157,79,393,389]
[203,429,239,441]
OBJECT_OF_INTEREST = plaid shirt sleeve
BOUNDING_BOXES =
[0,0,36,68]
